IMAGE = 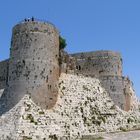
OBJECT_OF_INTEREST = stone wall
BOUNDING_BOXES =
[71,51,122,77]
[99,76,126,109]
[71,51,136,111]
[60,50,75,74]
[0,59,9,89]
[123,78,139,111]
[0,20,60,114]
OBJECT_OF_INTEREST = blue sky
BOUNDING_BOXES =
[0,0,140,97]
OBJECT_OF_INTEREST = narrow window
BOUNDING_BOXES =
[79,65,81,70]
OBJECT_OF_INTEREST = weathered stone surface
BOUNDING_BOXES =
[0,20,60,115]
[0,89,4,98]
[71,51,137,110]
[71,51,122,77]
[0,59,9,89]
[0,73,139,139]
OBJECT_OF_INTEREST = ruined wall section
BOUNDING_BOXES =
[0,21,60,113]
[123,78,139,111]
[0,59,9,89]
[71,51,122,77]
[99,76,138,111]
[60,50,75,74]
[99,76,125,109]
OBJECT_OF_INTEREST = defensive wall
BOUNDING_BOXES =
[99,76,134,110]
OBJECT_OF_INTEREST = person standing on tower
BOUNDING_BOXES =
[31,17,34,21]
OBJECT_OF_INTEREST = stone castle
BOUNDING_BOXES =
[0,19,136,113]
[0,18,140,139]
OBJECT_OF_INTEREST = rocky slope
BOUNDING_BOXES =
[0,73,139,140]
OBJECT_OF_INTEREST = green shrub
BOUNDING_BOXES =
[49,134,58,140]
[127,117,134,123]
[98,116,106,123]
[26,114,37,125]
[83,85,90,91]
[110,105,116,110]
[22,136,32,140]
[39,111,45,115]
[59,36,67,50]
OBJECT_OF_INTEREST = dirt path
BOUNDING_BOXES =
[102,130,140,140]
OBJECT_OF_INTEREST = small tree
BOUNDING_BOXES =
[59,36,67,50]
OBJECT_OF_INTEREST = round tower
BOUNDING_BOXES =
[71,51,126,110]
[2,20,60,110]
[71,51,122,77]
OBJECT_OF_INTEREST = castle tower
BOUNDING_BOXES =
[71,51,134,110]
[0,19,60,112]
[71,51,122,77]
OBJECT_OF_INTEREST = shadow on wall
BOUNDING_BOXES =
[0,88,22,116]
[32,83,58,110]
[0,83,59,116]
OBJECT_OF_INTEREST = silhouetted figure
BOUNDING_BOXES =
[24,18,27,22]
[31,17,34,21]
[27,18,30,22]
